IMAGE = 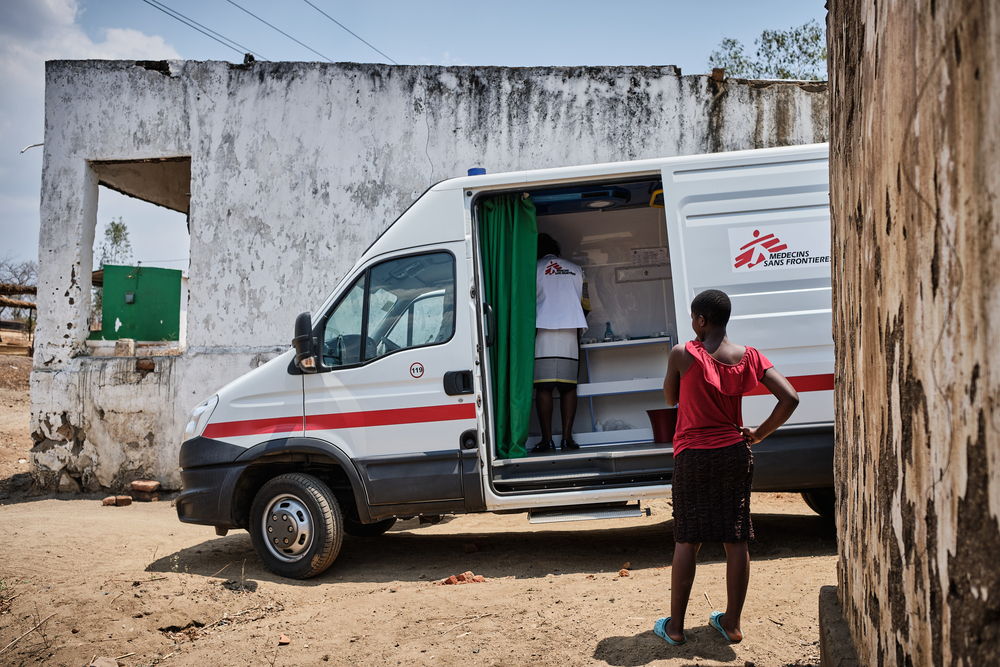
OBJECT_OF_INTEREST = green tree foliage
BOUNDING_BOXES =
[708,20,827,80]
[92,217,134,325]
[97,217,134,267]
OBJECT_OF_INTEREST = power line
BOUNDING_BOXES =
[137,0,262,60]
[300,0,398,65]
[223,0,335,63]
[143,0,268,61]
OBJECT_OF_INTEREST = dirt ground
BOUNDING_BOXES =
[0,359,836,667]
[0,354,32,488]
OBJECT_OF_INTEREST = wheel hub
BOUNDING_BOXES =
[261,494,313,562]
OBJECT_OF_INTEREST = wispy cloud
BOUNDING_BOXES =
[0,0,181,261]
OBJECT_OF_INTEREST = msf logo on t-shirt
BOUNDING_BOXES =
[544,260,576,276]
[733,229,788,269]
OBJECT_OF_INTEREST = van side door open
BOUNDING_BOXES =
[301,243,481,510]
[660,147,834,427]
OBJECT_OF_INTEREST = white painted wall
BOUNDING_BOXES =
[32,60,828,490]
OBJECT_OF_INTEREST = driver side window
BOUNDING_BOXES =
[320,251,455,370]
[322,276,364,368]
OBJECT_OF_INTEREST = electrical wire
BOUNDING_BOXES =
[137,0,262,60]
[223,0,335,63]
[142,0,268,61]
[300,0,398,65]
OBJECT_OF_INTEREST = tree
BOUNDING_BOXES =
[0,255,38,321]
[708,20,827,81]
[92,218,134,326]
[97,217,133,268]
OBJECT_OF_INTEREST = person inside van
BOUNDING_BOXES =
[532,233,589,453]
[654,289,799,646]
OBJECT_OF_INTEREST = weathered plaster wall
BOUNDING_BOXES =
[828,0,999,664]
[33,60,828,490]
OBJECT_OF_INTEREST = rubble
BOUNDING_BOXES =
[436,571,487,585]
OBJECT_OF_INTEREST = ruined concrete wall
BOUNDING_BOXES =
[828,0,999,664]
[34,60,828,490]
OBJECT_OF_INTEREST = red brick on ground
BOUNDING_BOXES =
[130,479,160,493]
[436,571,487,585]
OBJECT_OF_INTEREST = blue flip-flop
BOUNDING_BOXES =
[709,611,741,643]
[653,617,686,645]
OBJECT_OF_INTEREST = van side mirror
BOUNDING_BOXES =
[292,312,318,373]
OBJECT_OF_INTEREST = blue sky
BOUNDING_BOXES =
[1,0,826,267]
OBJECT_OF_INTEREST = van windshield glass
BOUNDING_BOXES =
[321,276,365,367]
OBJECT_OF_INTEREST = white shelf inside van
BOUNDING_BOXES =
[580,336,671,350]
[577,378,663,397]
[573,428,656,446]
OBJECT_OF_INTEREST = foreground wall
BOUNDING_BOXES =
[829,0,999,664]
[33,60,828,490]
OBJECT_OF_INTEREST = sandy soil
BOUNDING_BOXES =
[0,495,835,666]
[0,355,31,488]
[0,362,836,666]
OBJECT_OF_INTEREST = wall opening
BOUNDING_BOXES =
[86,157,191,356]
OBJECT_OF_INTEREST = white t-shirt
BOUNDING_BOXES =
[536,254,588,330]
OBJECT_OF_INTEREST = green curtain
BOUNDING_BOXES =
[481,195,537,459]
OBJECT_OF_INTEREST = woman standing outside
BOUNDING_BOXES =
[654,289,799,645]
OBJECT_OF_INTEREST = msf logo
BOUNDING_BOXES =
[544,260,574,276]
[734,229,788,269]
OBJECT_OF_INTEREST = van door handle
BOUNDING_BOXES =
[483,303,495,347]
[443,370,474,395]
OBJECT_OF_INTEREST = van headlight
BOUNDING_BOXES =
[184,395,219,440]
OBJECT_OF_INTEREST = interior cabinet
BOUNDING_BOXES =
[574,336,673,446]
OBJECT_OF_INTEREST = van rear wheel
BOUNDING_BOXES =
[249,473,343,579]
[801,487,836,521]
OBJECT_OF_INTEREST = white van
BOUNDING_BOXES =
[176,143,834,578]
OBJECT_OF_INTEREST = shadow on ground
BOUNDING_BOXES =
[594,628,738,666]
[146,511,835,586]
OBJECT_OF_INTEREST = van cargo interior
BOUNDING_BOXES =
[478,176,679,493]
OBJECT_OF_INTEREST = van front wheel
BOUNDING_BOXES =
[249,473,343,579]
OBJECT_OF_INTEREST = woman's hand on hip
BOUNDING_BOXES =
[740,426,763,445]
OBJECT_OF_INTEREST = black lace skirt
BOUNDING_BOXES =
[671,441,754,543]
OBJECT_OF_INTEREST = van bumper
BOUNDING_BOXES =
[751,423,834,491]
[175,436,249,529]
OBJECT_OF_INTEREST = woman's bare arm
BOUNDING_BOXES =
[662,344,686,406]
[740,368,799,444]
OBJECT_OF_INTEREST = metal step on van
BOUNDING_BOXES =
[176,143,835,578]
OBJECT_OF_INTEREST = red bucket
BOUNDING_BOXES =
[647,408,678,443]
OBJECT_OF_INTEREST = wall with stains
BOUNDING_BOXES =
[828,0,999,664]
[33,60,828,490]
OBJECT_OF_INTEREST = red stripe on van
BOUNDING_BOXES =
[203,416,302,439]
[744,372,834,396]
[304,403,476,431]
[202,403,476,439]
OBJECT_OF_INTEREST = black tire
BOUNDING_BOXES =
[249,472,343,579]
[344,517,397,537]
[801,487,836,520]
